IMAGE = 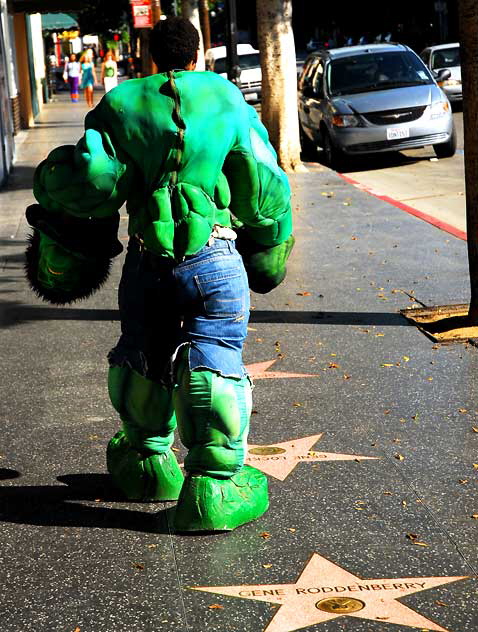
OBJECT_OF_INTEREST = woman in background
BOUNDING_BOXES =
[79,50,97,108]
[63,53,81,102]
[101,51,118,93]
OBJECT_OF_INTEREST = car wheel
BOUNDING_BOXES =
[299,122,318,159]
[434,124,457,159]
[322,128,346,171]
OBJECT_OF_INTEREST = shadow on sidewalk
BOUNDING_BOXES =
[0,473,174,534]
[0,300,410,328]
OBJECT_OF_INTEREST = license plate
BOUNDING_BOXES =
[245,92,258,102]
[387,127,410,140]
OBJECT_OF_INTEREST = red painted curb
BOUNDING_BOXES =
[339,173,467,242]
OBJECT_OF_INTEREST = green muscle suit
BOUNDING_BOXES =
[28,69,293,531]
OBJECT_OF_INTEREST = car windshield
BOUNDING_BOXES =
[431,47,460,69]
[214,53,260,75]
[327,51,433,96]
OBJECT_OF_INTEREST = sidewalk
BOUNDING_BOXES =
[0,94,477,632]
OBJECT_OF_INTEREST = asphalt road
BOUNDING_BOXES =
[326,109,466,235]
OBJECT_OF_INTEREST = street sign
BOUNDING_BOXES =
[132,3,153,28]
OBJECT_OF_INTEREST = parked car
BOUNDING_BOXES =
[298,43,456,169]
[420,43,462,103]
[206,44,262,103]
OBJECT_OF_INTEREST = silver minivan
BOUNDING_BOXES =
[298,43,456,169]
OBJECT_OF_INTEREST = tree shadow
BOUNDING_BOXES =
[0,473,175,534]
[250,309,409,326]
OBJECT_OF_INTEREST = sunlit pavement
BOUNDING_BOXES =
[318,110,466,237]
[0,94,477,632]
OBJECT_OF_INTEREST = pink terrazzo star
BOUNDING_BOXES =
[245,359,319,379]
[246,435,378,480]
[192,553,469,632]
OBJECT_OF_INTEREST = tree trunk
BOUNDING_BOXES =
[256,0,305,173]
[181,0,206,70]
[198,0,211,53]
[458,0,478,323]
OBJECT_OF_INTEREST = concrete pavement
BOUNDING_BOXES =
[0,93,478,632]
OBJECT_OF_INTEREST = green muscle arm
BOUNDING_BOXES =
[33,107,135,218]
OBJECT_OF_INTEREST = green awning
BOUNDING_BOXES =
[41,13,78,31]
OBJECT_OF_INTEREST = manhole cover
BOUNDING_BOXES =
[316,597,365,614]
[249,446,287,455]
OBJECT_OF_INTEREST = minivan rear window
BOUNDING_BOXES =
[214,53,260,75]
[431,47,460,70]
[327,51,433,96]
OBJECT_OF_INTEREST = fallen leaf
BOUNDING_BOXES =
[147,544,157,549]
[263,564,272,569]
[296,291,312,296]
[328,362,340,369]
[171,447,179,452]
[473,464,478,469]
[412,414,420,421]
[343,374,351,380]
[394,453,405,461]
[351,236,358,240]
[293,402,303,407]
[133,563,145,570]
[260,532,271,540]
[403,356,410,362]
[208,604,224,609]
[383,491,393,496]
[376,333,385,337]
[435,600,448,607]
[287,528,296,533]
[471,514,478,520]
[381,363,394,367]
[458,479,469,484]
[413,541,430,547]
[458,408,468,413]
[73,628,81,632]
[402,500,408,507]
[399,418,407,423]
[384,409,391,415]
[472,427,478,433]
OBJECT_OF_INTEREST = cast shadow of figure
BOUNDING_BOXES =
[0,473,175,534]
[0,468,21,481]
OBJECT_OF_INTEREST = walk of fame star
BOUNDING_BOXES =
[246,434,378,480]
[245,359,318,380]
[191,553,469,632]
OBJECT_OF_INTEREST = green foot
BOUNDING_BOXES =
[174,465,269,532]
[107,430,184,501]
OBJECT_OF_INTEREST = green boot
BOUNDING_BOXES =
[174,465,269,532]
[107,430,184,501]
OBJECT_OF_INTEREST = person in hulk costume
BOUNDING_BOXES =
[26,17,294,532]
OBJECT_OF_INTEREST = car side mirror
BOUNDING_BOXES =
[436,68,451,82]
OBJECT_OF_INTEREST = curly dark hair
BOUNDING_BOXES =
[149,17,200,71]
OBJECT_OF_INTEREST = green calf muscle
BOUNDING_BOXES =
[173,356,251,478]
[108,365,176,453]
[107,366,183,501]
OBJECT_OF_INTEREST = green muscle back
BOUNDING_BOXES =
[33,71,293,262]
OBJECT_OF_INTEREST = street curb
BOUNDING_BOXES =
[338,172,467,242]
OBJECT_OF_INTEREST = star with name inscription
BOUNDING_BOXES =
[192,552,469,632]
[246,434,378,480]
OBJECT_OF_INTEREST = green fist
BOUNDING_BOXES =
[237,233,295,294]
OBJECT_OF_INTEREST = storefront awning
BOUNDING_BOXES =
[41,12,78,31]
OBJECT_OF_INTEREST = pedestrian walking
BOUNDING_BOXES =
[79,50,97,108]
[63,53,80,102]
[26,17,294,533]
[101,51,118,93]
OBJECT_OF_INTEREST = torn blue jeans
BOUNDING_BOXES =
[108,236,250,383]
